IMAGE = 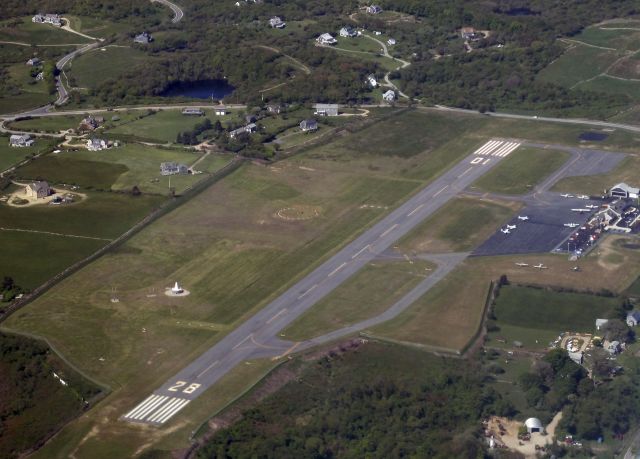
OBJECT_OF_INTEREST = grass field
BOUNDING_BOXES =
[373,235,640,351]
[472,147,571,195]
[15,144,225,194]
[64,15,131,39]
[69,46,155,88]
[627,277,640,296]
[107,109,222,143]
[537,44,620,87]
[396,197,518,254]
[575,75,640,102]
[493,285,620,331]
[8,115,84,133]
[0,141,40,171]
[0,18,92,45]
[0,192,164,288]
[283,259,435,341]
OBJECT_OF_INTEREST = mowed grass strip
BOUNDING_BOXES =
[493,285,620,332]
[8,115,84,133]
[397,197,518,253]
[283,259,435,341]
[107,110,218,143]
[473,147,570,195]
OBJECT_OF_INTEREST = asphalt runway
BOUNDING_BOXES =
[122,139,522,425]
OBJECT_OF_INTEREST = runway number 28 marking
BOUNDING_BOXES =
[168,381,202,394]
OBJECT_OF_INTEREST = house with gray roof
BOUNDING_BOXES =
[160,162,189,176]
[25,181,51,199]
[134,32,153,44]
[300,119,318,132]
[10,134,34,147]
[269,16,286,29]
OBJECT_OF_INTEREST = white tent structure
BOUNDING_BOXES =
[525,417,543,434]
[171,282,184,294]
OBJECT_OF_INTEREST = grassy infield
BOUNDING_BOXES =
[2,108,640,457]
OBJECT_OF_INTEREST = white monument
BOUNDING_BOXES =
[171,282,184,294]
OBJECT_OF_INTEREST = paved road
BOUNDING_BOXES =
[122,139,522,426]
[430,105,640,134]
[152,0,184,23]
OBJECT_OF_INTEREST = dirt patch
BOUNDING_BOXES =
[485,413,560,457]
[275,205,322,221]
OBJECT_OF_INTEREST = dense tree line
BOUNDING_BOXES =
[196,345,514,458]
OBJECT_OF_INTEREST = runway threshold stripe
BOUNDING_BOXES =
[126,395,165,420]
[124,395,155,418]
[473,140,502,156]
[147,398,184,423]
[129,395,168,420]
[491,142,515,157]
[156,399,191,424]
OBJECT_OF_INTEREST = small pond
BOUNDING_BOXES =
[160,79,235,99]
[579,132,608,141]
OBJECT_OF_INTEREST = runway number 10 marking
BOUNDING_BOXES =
[168,381,202,394]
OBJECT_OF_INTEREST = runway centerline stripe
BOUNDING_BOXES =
[352,244,371,259]
[328,262,347,277]
[379,224,398,239]
[232,334,253,350]
[266,308,287,324]
[433,185,448,197]
[458,167,473,178]
[197,360,220,378]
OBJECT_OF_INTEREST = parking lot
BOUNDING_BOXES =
[473,193,602,256]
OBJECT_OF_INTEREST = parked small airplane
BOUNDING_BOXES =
[501,228,510,234]
[517,215,529,221]
[564,223,580,228]
[577,195,589,200]
[572,266,581,272]
[571,208,590,213]
[586,204,599,209]
[533,263,548,269]
[561,194,574,198]
[515,262,529,267]
[506,224,517,230]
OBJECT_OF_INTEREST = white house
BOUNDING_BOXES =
[626,311,640,327]
[595,318,609,331]
[314,103,339,116]
[366,5,382,14]
[339,26,357,38]
[610,183,639,200]
[269,16,286,28]
[229,123,257,139]
[33,14,62,27]
[26,57,41,66]
[10,134,34,147]
[317,33,337,45]
[87,138,108,151]
[383,89,396,102]
[367,74,378,88]
[387,38,396,46]
[300,119,318,132]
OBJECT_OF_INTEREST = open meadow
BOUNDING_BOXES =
[372,235,640,352]
[69,46,156,88]
[395,197,519,254]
